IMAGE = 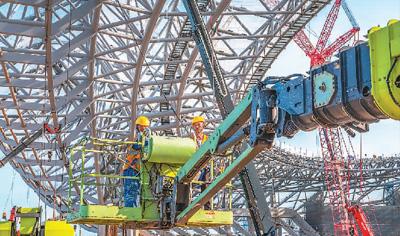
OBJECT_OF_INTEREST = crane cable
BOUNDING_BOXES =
[2,169,16,213]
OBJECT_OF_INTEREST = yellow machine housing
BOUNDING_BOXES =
[369,19,400,119]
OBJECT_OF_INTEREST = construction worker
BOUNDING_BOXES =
[190,116,208,147]
[9,206,16,222]
[122,115,151,207]
[190,116,211,209]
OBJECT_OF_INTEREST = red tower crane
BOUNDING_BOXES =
[292,0,360,67]
[265,0,374,235]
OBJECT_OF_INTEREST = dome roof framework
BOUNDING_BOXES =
[0,0,398,234]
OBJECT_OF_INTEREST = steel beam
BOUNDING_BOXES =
[130,0,166,136]
[0,128,43,167]
[182,1,276,234]
[0,19,44,37]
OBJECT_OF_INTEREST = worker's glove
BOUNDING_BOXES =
[132,143,142,150]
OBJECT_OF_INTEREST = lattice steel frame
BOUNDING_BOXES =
[1,0,399,235]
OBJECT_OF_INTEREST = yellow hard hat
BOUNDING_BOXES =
[135,116,150,127]
[192,116,205,125]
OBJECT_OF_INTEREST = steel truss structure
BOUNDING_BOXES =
[0,0,398,235]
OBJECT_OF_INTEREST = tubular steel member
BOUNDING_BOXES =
[0,123,61,168]
[0,128,43,168]
[182,0,234,117]
[181,1,276,234]
[174,21,400,225]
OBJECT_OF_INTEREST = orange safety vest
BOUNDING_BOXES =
[191,133,208,148]
[123,129,151,171]
[123,147,141,171]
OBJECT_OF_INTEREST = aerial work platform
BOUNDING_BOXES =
[67,136,234,229]
[67,205,232,228]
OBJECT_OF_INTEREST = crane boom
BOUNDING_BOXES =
[293,0,359,67]
[0,128,43,167]
[341,0,359,28]
[293,30,315,57]
[347,205,375,236]
[175,20,400,227]
[316,0,342,52]
[321,27,359,59]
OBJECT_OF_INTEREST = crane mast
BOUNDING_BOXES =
[319,128,375,236]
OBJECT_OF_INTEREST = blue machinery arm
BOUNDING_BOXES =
[174,18,400,227]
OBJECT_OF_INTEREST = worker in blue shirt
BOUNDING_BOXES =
[122,116,151,207]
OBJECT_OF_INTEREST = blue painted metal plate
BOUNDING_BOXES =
[313,71,336,108]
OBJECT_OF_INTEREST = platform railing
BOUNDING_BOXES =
[67,137,142,208]
[66,136,234,227]
[188,153,234,211]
